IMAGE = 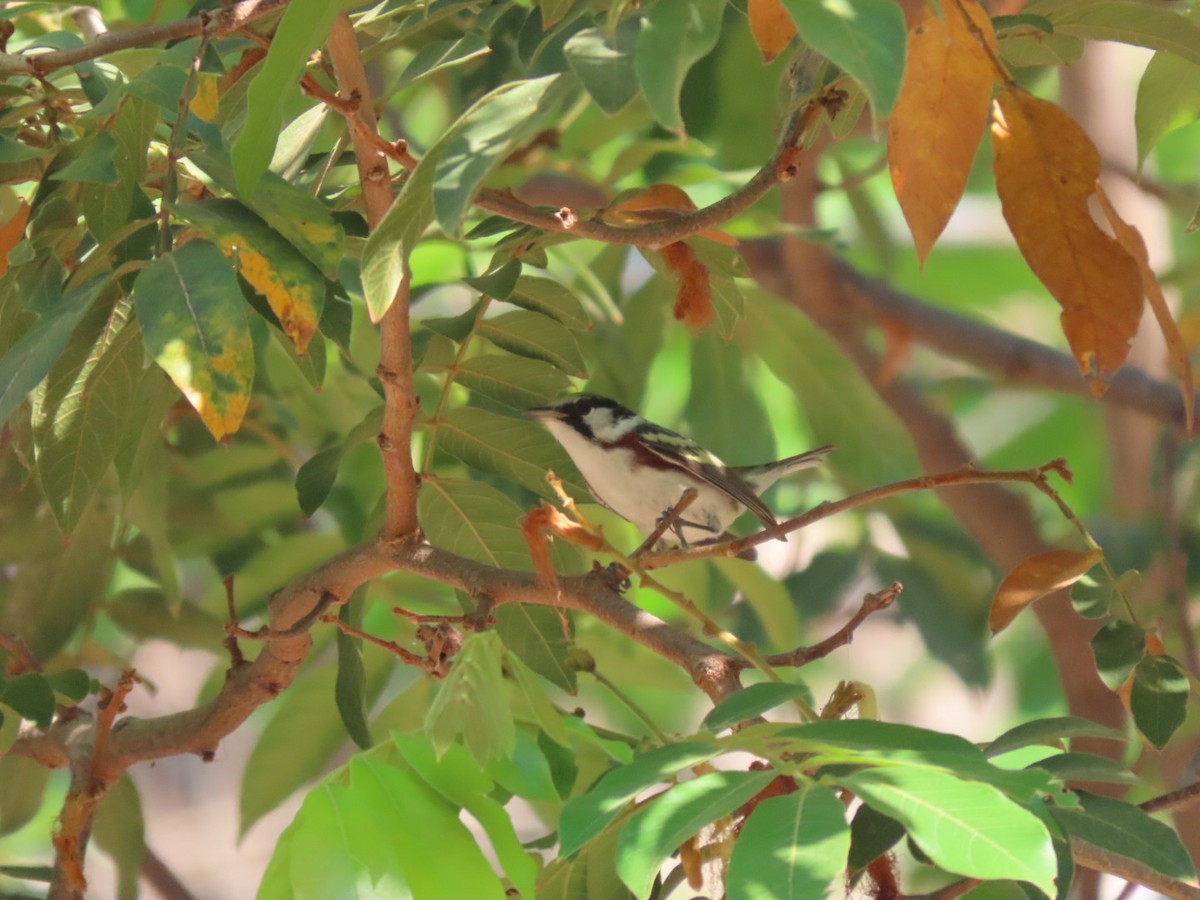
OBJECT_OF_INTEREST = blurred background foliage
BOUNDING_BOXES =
[0,0,1199,897]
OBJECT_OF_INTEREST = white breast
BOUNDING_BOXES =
[541,418,743,543]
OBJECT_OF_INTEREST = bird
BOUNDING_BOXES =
[525,394,832,548]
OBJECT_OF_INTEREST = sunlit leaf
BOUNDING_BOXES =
[1051,792,1194,882]
[634,0,725,132]
[179,199,325,354]
[988,548,1103,634]
[565,22,640,114]
[991,89,1143,396]
[727,783,849,900]
[781,0,907,115]
[1090,619,1145,692]
[1130,654,1188,749]
[889,0,997,263]
[425,631,516,761]
[133,240,253,441]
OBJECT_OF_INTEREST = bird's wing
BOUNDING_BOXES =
[634,426,777,528]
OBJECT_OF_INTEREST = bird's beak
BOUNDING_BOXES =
[524,405,560,421]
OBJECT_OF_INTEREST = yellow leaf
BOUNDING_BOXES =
[992,90,1143,397]
[189,72,220,123]
[989,548,1103,634]
[748,0,796,63]
[1094,185,1195,434]
[889,0,998,263]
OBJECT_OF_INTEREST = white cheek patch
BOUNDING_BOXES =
[583,408,637,442]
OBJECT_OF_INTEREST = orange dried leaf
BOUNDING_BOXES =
[602,184,697,225]
[993,91,1142,398]
[521,505,563,588]
[1145,630,1166,657]
[992,90,1143,397]
[1095,185,1195,434]
[889,0,998,263]
[990,548,1103,634]
[660,242,714,335]
[748,0,797,63]
[0,199,30,277]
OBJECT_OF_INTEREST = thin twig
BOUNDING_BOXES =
[1140,780,1200,814]
[3,0,288,76]
[158,26,209,255]
[762,583,901,669]
[221,576,245,670]
[0,631,42,675]
[643,460,1074,568]
[632,488,698,558]
[319,614,427,668]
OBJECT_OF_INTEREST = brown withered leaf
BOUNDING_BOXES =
[0,199,29,277]
[602,184,736,248]
[992,90,1143,397]
[1095,185,1195,434]
[989,548,1103,634]
[748,0,796,63]
[889,0,998,264]
[660,241,714,334]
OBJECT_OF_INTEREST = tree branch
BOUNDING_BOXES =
[0,0,289,76]
[325,13,420,539]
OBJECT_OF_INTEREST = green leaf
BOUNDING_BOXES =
[781,0,907,115]
[45,668,90,703]
[132,240,254,441]
[464,259,522,300]
[847,801,905,872]
[634,0,724,132]
[335,592,372,750]
[295,444,344,517]
[177,199,326,354]
[418,476,535,569]
[239,661,348,837]
[92,773,145,900]
[0,672,55,729]
[1050,1,1200,67]
[617,769,776,898]
[558,740,721,856]
[392,733,538,898]
[0,755,50,836]
[1136,49,1200,167]
[232,0,351,197]
[746,288,919,488]
[484,726,561,804]
[0,277,105,428]
[689,239,747,338]
[394,32,491,91]
[1130,654,1189,749]
[685,326,773,463]
[1090,619,1145,691]
[702,682,809,732]
[539,819,635,900]
[1028,752,1140,785]
[433,75,572,237]
[496,603,576,694]
[478,310,588,377]
[50,131,119,185]
[425,631,516,762]
[33,297,140,534]
[507,276,591,330]
[82,96,157,242]
[187,151,345,278]
[360,156,435,321]
[1051,792,1194,881]
[727,783,850,900]
[565,21,641,115]
[984,716,1127,758]
[455,354,572,409]
[835,767,1056,894]
[435,406,586,498]
[507,652,572,747]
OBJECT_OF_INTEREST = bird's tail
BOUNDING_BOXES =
[740,445,834,493]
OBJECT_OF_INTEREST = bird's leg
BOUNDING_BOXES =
[632,487,699,559]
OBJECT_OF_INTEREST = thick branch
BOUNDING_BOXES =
[326,14,420,539]
[0,0,288,76]
[1072,838,1200,900]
